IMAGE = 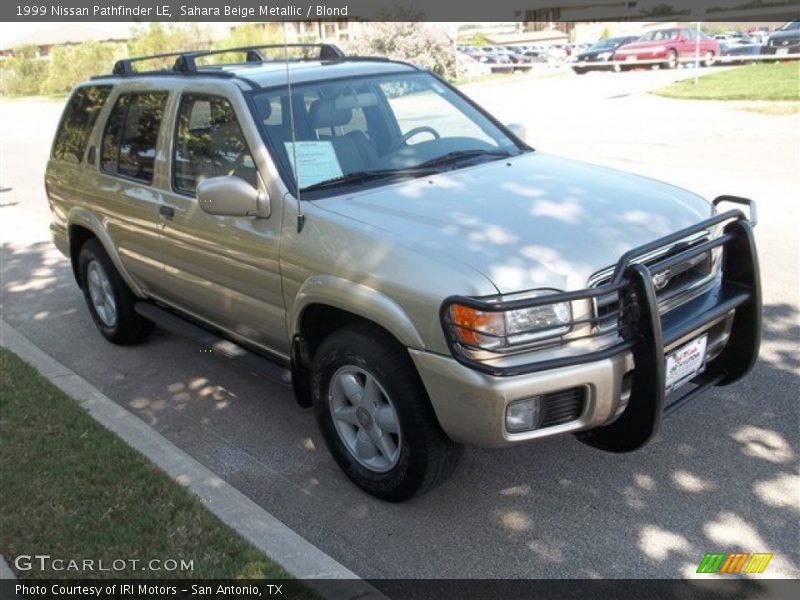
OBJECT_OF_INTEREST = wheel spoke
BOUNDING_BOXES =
[338,373,365,406]
[374,434,398,461]
[364,376,382,406]
[355,430,378,460]
[376,405,400,434]
[332,406,359,426]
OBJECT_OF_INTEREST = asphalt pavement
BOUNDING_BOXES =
[1,66,798,579]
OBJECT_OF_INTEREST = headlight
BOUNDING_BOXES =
[446,292,572,352]
[597,51,612,59]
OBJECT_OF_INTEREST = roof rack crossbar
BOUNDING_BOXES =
[110,43,346,77]
[112,51,189,76]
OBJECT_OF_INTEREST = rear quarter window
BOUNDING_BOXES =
[52,85,112,163]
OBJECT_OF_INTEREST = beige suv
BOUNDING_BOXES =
[46,45,761,501]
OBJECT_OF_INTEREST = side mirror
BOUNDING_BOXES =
[196,176,270,218]
[506,122,527,143]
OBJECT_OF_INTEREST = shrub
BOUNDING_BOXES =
[345,22,456,79]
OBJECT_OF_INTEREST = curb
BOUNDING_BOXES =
[0,321,386,600]
[0,556,16,580]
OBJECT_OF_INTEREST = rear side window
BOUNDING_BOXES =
[52,85,112,163]
[173,94,257,195]
[101,91,168,184]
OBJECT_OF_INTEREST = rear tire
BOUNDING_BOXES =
[78,238,153,345]
[703,51,715,67]
[665,49,679,69]
[311,323,461,501]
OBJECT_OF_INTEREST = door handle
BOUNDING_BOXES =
[159,205,175,220]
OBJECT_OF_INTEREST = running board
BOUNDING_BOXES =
[134,302,292,386]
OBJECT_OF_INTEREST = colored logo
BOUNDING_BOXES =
[696,552,773,574]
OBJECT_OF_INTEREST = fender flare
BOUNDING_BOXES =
[290,275,426,351]
[67,208,146,297]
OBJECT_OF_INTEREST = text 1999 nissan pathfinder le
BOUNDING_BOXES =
[45,45,761,501]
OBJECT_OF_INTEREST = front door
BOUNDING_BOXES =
[153,89,288,357]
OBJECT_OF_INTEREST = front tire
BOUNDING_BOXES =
[311,324,461,501]
[78,238,153,345]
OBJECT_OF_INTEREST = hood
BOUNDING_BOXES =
[770,27,800,41]
[312,152,711,295]
[616,40,669,51]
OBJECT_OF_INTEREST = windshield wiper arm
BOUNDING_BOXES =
[415,149,512,170]
[301,168,435,193]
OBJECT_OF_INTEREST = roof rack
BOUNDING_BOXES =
[110,43,346,77]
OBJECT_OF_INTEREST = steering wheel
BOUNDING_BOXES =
[402,126,441,143]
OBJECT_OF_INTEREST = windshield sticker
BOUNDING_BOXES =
[284,141,343,190]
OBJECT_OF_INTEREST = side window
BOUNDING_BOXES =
[52,85,112,163]
[173,94,257,195]
[101,91,168,184]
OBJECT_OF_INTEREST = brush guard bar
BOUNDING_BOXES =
[441,196,761,452]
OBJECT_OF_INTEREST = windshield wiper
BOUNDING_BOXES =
[415,149,512,170]
[301,168,435,193]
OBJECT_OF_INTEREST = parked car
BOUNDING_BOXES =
[614,27,720,69]
[45,44,761,501]
[456,52,492,77]
[717,38,762,63]
[763,18,800,55]
[572,36,640,73]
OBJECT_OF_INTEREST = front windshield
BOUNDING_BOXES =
[640,29,681,42]
[780,19,800,31]
[249,71,524,197]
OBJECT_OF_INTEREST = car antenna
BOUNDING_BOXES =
[282,22,305,233]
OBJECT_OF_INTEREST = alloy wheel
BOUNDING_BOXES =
[328,365,402,472]
[86,260,117,327]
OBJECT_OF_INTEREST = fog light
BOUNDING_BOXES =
[506,396,542,433]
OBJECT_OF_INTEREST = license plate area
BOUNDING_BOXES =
[776,48,789,55]
[665,334,708,392]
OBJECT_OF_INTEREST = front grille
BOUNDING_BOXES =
[590,233,717,332]
[540,388,585,427]
[771,38,800,47]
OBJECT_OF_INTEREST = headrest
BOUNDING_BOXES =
[260,98,271,120]
[308,98,352,129]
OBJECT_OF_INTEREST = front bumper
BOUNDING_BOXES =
[762,43,800,55]
[419,197,761,450]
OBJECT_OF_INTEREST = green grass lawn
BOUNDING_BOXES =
[652,62,800,101]
[737,103,800,116]
[0,348,292,580]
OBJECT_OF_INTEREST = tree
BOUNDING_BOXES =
[219,23,282,49]
[1,45,49,96]
[345,22,456,79]
[126,23,211,69]
[41,40,122,95]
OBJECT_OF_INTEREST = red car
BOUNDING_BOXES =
[614,28,720,69]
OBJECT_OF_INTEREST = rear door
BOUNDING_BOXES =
[154,86,287,356]
[93,88,170,292]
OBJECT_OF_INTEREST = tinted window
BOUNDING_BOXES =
[101,94,128,172]
[173,94,257,195]
[52,85,112,163]
[101,91,168,183]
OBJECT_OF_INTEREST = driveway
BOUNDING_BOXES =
[1,67,798,579]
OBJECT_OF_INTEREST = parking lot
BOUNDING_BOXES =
[1,66,799,578]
